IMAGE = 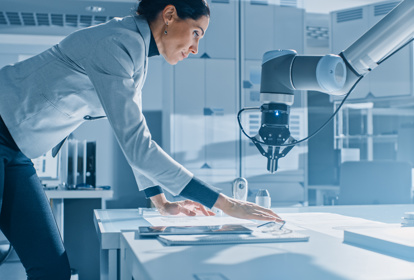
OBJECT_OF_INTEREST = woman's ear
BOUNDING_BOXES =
[162,5,177,24]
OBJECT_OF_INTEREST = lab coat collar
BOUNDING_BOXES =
[133,15,151,58]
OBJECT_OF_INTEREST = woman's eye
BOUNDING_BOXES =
[193,31,199,38]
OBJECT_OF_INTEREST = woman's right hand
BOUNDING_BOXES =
[213,193,284,222]
[150,193,215,216]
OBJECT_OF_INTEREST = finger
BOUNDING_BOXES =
[193,207,209,216]
[182,200,212,216]
[249,212,277,221]
[182,200,202,207]
[254,206,284,221]
[256,210,284,222]
[195,204,211,216]
[250,209,278,219]
[253,208,284,221]
[194,207,215,216]
[207,210,216,216]
[266,213,284,222]
[179,205,196,216]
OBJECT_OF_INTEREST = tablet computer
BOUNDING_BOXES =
[138,224,253,236]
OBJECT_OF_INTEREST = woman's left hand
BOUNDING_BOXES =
[213,193,283,222]
[150,193,215,216]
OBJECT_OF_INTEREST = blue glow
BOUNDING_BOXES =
[274,110,280,116]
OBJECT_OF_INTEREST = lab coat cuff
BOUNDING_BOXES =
[143,186,164,198]
[179,177,220,209]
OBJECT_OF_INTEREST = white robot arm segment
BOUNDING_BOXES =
[343,0,414,77]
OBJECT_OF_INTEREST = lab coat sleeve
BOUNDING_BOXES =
[82,34,193,195]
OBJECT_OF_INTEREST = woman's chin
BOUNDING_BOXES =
[164,56,180,65]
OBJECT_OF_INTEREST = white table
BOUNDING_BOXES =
[94,204,414,280]
[45,189,113,240]
[45,189,114,280]
[94,209,157,280]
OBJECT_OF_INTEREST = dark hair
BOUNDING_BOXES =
[136,0,210,22]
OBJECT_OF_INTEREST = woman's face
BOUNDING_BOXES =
[161,15,209,65]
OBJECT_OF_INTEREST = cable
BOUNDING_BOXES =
[237,107,261,140]
[377,37,414,65]
[238,75,364,147]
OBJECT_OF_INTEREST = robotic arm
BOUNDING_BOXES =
[239,0,414,173]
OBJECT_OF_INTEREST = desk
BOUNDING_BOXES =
[45,189,113,240]
[94,209,154,280]
[94,205,414,280]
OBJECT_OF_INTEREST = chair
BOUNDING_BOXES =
[338,160,413,205]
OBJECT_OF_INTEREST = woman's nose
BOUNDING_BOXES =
[190,42,199,54]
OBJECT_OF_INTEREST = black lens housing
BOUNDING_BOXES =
[259,103,290,146]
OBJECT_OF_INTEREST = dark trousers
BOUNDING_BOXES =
[0,117,71,280]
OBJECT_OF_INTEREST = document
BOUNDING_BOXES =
[158,229,309,246]
[144,215,256,227]
[281,212,387,238]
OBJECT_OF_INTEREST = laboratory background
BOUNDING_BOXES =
[0,0,413,279]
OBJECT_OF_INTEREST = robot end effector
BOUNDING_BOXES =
[240,0,414,173]
[250,50,349,173]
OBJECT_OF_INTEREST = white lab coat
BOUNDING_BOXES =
[0,15,193,195]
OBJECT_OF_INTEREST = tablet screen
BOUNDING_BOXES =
[138,224,253,235]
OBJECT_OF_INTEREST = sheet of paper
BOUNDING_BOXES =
[280,212,387,238]
[158,229,310,246]
[144,215,256,227]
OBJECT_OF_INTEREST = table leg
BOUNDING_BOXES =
[108,249,118,280]
[120,239,131,280]
[315,190,324,206]
[100,249,119,280]
[100,249,109,280]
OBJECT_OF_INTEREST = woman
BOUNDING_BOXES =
[0,0,283,278]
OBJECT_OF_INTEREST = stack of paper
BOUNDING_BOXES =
[344,226,414,260]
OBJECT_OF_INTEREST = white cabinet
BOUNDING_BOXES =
[244,1,304,60]
[205,59,238,169]
[244,2,275,60]
[170,58,238,182]
[274,6,304,52]
[330,1,414,102]
[204,0,238,59]
[193,0,238,59]
[172,59,205,169]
